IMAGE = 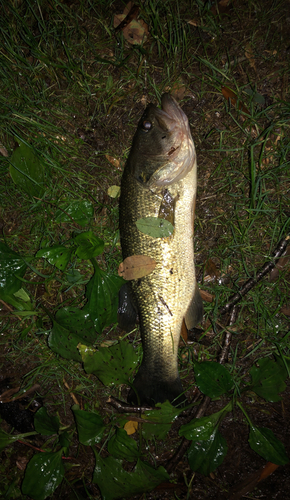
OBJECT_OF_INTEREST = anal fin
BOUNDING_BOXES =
[118,283,138,332]
[184,283,203,329]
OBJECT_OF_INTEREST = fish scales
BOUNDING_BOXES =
[119,94,203,406]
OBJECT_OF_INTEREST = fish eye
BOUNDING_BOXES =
[141,120,152,132]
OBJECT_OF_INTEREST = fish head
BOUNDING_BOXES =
[130,94,196,187]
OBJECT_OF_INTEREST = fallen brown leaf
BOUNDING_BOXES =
[118,255,156,280]
[245,43,256,71]
[200,289,215,303]
[221,86,250,116]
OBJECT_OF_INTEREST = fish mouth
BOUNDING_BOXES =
[150,94,195,186]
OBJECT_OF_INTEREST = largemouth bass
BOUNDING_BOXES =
[119,94,203,406]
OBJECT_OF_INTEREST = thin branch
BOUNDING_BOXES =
[220,235,289,315]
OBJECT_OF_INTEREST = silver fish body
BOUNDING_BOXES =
[119,94,203,405]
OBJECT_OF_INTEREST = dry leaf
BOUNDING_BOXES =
[211,0,233,15]
[118,255,156,280]
[124,420,138,435]
[221,86,250,116]
[107,185,120,198]
[170,81,188,101]
[0,145,8,157]
[269,245,290,282]
[105,154,121,170]
[114,3,148,45]
[187,19,201,27]
[200,289,215,303]
[281,305,290,316]
[245,43,256,71]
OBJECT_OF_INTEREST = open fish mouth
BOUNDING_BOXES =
[149,94,195,187]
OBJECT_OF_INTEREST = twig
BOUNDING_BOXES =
[107,396,155,413]
[218,306,239,364]
[220,235,290,315]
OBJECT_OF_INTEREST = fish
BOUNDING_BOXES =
[119,93,203,406]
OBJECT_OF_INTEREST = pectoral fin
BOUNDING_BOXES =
[118,283,138,332]
[184,284,203,329]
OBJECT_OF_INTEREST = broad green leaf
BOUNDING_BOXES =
[108,428,140,462]
[13,288,31,302]
[74,231,104,260]
[55,200,94,227]
[249,357,287,402]
[187,429,227,475]
[34,407,60,435]
[93,453,169,500]
[58,431,71,456]
[36,245,73,271]
[79,341,139,386]
[49,261,124,360]
[136,217,174,238]
[84,261,124,330]
[0,242,28,295]
[179,403,232,440]
[194,362,233,398]
[249,426,289,465]
[72,405,105,446]
[48,318,83,361]
[22,450,65,500]
[9,139,45,197]
[244,88,265,105]
[142,401,184,440]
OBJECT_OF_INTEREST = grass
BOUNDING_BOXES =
[0,0,290,498]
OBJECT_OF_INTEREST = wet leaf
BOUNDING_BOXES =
[118,255,156,280]
[9,139,45,197]
[0,242,29,310]
[72,405,105,446]
[93,452,169,500]
[194,362,233,398]
[49,261,124,360]
[187,430,228,475]
[250,357,287,402]
[136,217,174,238]
[22,449,65,500]
[179,404,231,440]
[108,185,121,198]
[124,420,138,435]
[79,341,139,386]
[48,318,83,362]
[108,428,140,462]
[34,407,60,435]
[249,426,289,465]
[74,231,104,260]
[142,401,184,440]
[55,200,93,227]
[36,245,73,271]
